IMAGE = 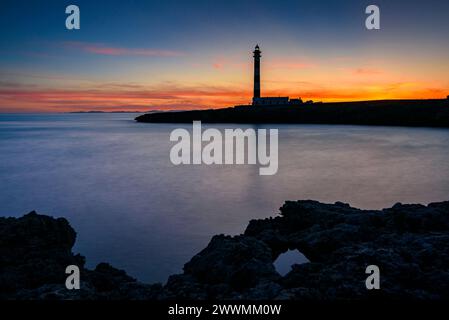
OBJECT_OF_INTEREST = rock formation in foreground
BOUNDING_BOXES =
[1,201,448,300]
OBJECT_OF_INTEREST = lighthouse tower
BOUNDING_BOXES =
[251,45,290,106]
[253,45,261,102]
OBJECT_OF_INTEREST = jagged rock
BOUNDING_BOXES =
[0,211,83,298]
[0,212,162,300]
[243,200,449,300]
[1,200,449,300]
[183,235,279,289]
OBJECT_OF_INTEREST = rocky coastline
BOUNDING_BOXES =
[1,200,448,300]
[135,99,449,127]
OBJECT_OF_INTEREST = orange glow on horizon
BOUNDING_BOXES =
[0,84,447,113]
[1,51,448,112]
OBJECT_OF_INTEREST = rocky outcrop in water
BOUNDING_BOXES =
[1,201,448,300]
[0,212,162,300]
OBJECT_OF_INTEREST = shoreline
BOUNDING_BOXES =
[1,200,448,300]
[135,99,449,128]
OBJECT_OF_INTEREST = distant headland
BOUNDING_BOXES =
[136,99,449,127]
[69,110,158,114]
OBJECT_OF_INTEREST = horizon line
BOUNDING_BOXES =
[1,97,448,114]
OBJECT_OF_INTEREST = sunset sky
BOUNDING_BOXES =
[0,0,448,112]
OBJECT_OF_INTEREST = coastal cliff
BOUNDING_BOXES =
[135,99,449,127]
[1,200,449,300]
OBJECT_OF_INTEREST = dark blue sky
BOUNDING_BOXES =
[2,0,448,53]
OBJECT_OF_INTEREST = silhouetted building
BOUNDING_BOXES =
[252,45,304,106]
[289,98,303,105]
[253,45,261,100]
[253,97,289,105]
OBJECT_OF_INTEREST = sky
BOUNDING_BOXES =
[0,0,448,112]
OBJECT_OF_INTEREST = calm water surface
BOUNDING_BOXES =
[1,113,448,282]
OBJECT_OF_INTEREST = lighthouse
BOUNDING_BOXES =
[253,44,261,101]
[251,45,292,106]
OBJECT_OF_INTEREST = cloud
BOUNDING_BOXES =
[0,81,37,88]
[62,41,185,57]
[1,78,447,113]
[352,68,384,75]
[266,59,316,70]
[210,57,315,71]
[210,57,248,71]
[0,82,252,112]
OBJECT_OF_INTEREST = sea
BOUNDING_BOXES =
[1,113,448,283]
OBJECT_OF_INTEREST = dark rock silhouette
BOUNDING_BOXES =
[135,99,449,127]
[0,212,162,299]
[1,201,449,300]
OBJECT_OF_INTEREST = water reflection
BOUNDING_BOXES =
[0,113,448,283]
[274,250,309,276]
